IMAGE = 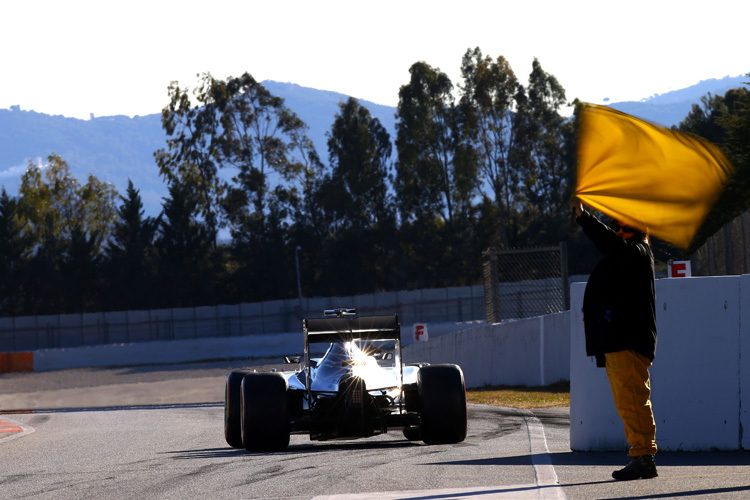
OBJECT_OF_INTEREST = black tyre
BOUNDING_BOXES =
[418,364,468,445]
[224,371,246,448]
[402,427,421,441]
[241,372,290,451]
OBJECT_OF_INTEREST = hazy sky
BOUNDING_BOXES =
[2,0,746,120]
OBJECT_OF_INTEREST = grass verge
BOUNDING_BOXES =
[466,380,570,409]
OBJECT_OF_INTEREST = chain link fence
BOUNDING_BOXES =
[483,243,569,323]
[691,211,750,276]
[0,286,485,351]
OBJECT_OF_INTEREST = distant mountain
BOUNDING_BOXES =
[608,75,748,127]
[0,82,396,215]
[0,108,166,214]
[260,81,397,162]
[0,75,745,215]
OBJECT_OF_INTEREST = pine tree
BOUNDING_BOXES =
[104,180,159,310]
[0,190,30,315]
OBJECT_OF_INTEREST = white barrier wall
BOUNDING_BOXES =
[570,275,747,452]
[403,312,570,388]
[28,321,480,372]
[28,315,571,390]
[742,274,750,450]
[33,333,304,372]
[0,285,486,351]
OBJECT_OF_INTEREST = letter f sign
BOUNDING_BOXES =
[414,324,428,342]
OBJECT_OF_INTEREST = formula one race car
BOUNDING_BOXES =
[224,309,467,451]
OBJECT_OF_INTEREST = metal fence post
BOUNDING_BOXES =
[482,247,501,324]
[560,241,570,311]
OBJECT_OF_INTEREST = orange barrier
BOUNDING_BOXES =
[0,352,34,373]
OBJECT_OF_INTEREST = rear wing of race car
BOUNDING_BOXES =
[303,315,401,345]
[302,313,403,400]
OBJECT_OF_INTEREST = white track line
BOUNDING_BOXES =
[0,417,35,444]
[521,409,567,500]
[313,484,554,499]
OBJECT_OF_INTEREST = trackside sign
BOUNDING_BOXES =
[413,324,429,342]
[667,260,692,278]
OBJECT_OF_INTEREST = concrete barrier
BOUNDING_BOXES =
[402,312,570,388]
[31,333,303,372]
[0,285,486,351]
[1,316,568,387]
[741,274,750,451]
[5,321,484,372]
[570,275,748,452]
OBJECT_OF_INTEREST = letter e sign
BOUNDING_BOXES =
[668,260,691,278]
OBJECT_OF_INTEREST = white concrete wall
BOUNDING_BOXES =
[741,274,750,450]
[0,285,486,351]
[402,312,570,388]
[33,332,304,372]
[28,321,482,372]
[570,275,747,452]
[27,317,571,390]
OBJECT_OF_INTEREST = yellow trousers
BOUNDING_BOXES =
[605,350,658,457]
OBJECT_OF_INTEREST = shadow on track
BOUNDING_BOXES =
[168,439,423,459]
[436,450,750,467]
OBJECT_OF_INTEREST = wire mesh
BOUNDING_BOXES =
[0,286,486,351]
[483,244,568,322]
[692,211,750,276]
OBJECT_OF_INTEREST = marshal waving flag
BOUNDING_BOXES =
[575,104,733,250]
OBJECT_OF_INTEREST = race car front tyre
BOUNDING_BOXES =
[241,372,290,451]
[224,371,247,448]
[418,364,468,445]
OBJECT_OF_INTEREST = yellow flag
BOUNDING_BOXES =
[576,104,733,250]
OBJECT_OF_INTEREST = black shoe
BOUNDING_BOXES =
[612,454,658,480]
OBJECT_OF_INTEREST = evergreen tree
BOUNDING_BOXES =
[155,181,214,307]
[156,76,225,246]
[0,190,30,315]
[156,72,319,249]
[681,83,750,251]
[20,216,67,314]
[395,61,477,226]
[310,97,397,294]
[512,59,569,244]
[15,154,117,314]
[156,73,322,303]
[394,62,481,288]
[61,224,103,312]
[679,93,729,145]
[104,180,159,310]
[459,47,522,247]
[18,154,117,253]
[324,97,394,230]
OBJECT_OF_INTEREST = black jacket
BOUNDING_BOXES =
[577,211,657,367]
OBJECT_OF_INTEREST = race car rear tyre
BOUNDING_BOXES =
[241,372,290,451]
[224,371,247,448]
[402,427,421,441]
[418,364,467,445]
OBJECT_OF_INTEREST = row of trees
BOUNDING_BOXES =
[1,48,747,317]
[152,50,580,299]
[677,86,750,245]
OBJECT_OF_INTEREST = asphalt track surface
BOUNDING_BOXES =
[3,360,750,499]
